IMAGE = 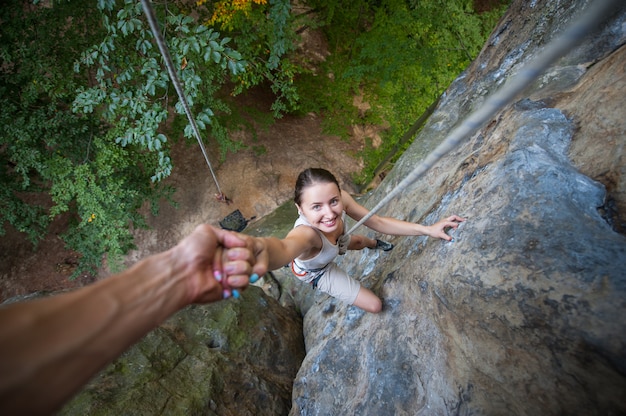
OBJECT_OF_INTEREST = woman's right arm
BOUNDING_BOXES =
[252,226,320,272]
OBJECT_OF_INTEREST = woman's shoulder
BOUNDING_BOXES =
[340,189,354,200]
[287,223,323,253]
[290,223,322,241]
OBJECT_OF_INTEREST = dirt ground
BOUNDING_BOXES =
[0,86,379,302]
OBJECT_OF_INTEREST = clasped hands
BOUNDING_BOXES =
[171,224,269,304]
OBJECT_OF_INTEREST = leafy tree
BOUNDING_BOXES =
[0,0,265,276]
[196,0,300,116]
[1,1,116,274]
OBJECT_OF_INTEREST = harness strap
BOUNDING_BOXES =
[291,261,327,288]
[290,260,307,277]
[310,274,324,289]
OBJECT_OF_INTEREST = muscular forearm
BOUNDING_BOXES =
[0,248,191,415]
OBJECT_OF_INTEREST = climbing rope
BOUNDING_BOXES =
[344,0,621,237]
[140,0,225,199]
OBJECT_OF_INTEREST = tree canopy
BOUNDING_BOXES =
[0,0,507,276]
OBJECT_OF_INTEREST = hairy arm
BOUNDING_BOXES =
[342,190,464,240]
[0,225,256,415]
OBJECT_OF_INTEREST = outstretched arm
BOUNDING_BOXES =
[342,190,465,240]
[0,224,257,415]
[247,225,322,274]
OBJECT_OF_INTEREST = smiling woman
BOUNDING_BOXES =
[248,168,465,313]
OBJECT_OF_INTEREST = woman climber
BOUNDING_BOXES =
[250,168,465,313]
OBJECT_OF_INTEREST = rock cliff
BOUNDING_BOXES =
[285,0,626,414]
[60,287,305,415]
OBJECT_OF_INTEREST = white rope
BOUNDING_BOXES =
[140,0,223,196]
[345,0,620,237]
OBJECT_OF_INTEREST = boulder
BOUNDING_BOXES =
[60,287,305,415]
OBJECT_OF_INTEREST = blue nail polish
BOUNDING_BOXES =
[223,289,231,299]
[214,271,222,282]
[249,273,259,284]
[451,238,455,243]
[232,289,240,299]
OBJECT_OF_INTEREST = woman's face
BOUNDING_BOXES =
[297,181,344,233]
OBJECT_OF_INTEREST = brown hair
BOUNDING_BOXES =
[294,168,340,206]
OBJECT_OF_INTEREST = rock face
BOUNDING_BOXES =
[60,287,305,415]
[59,0,626,414]
[285,0,626,415]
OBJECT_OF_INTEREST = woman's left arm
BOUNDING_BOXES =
[342,190,464,240]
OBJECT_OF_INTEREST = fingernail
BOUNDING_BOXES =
[214,270,222,282]
[223,289,231,299]
[451,238,455,243]
[249,273,259,284]
[232,289,240,299]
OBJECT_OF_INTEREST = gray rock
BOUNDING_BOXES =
[60,0,626,414]
[288,0,626,415]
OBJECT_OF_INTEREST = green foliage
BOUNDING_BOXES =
[297,0,509,185]
[252,145,268,156]
[198,0,302,116]
[0,1,103,250]
[73,1,248,170]
[0,0,249,276]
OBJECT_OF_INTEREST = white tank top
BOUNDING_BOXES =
[293,212,346,271]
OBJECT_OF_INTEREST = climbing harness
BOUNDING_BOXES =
[343,0,621,238]
[140,0,226,202]
[290,261,326,289]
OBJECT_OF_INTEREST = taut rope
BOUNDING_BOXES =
[344,0,620,237]
[140,0,224,197]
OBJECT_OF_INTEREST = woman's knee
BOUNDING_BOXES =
[353,288,382,313]
[366,298,382,313]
